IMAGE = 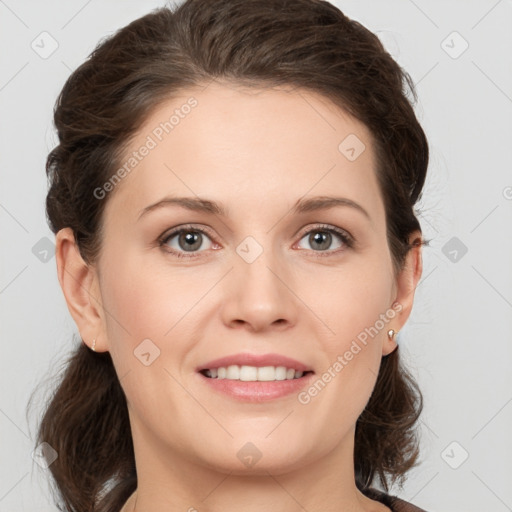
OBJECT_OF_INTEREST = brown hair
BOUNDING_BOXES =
[33,0,428,510]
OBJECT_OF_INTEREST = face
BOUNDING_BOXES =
[87,81,409,475]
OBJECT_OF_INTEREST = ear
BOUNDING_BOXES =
[55,227,106,352]
[382,230,423,356]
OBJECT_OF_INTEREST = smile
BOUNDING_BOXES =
[200,365,314,381]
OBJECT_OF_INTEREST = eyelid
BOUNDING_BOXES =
[159,223,216,239]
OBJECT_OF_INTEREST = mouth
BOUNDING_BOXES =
[199,365,315,381]
[195,353,316,401]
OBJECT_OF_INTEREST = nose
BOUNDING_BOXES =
[220,245,299,333]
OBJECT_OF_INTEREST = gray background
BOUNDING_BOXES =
[1,1,511,511]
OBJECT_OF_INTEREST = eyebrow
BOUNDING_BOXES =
[137,195,370,221]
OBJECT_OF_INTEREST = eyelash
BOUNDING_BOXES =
[158,223,355,260]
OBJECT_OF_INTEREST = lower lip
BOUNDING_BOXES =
[197,372,316,402]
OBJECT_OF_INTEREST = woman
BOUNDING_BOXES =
[37,0,429,510]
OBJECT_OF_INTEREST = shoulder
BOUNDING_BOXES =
[361,487,428,512]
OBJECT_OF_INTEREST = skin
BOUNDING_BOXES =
[56,81,422,512]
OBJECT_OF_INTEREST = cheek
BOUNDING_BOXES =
[100,249,209,347]
[302,257,393,411]
[313,258,394,345]
[98,254,204,424]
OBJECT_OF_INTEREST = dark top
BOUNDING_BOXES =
[362,487,428,512]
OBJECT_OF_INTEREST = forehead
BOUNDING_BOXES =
[102,81,382,224]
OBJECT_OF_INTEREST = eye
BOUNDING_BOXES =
[158,223,354,260]
[159,225,217,258]
[295,224,353,255]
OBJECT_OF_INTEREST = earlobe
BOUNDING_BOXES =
[382,231,423,356]
[55,227,105,352]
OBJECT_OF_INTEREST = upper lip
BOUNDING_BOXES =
[197,353,313,373]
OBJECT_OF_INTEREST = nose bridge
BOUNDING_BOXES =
[222,233,297,331]
[236,233,284,301]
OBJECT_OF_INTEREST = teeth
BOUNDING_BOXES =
[204,365,306,381]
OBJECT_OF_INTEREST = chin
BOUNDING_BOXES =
[193,435,316,476]
[203,453,308,477]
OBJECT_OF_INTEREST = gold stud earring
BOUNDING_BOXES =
[387,329,398,340]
